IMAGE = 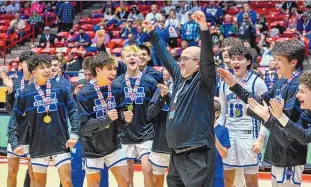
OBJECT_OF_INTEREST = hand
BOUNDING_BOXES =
[66,138,77,148]
[96,30,105,40]
[13,146,24,155]
[158,84,168,97]
[142,20,155,33]
[269,99,284,119]
[1,71,13,94]
[191,11,208,30]
[74,84,83,96]
[217,68,236,87]
[123,111,133,123]
[107,109,118,121]
[251,139,263,154]
[247,98,270,122]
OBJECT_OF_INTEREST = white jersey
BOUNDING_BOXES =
[219,72,268,138]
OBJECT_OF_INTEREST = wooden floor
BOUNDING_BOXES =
[1,164,310,187]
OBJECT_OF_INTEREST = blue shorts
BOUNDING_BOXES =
[214,178,224,187]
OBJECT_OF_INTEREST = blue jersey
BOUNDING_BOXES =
[214,125,230,178]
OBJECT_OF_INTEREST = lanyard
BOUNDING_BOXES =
[46,34,50,42]
[173,79,187,104]
[125,72,142,102]
[90,79,112,111]
[280,68,301,91]
[303,20,309,30]
[33,76,51,113]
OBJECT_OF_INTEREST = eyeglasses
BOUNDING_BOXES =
[178,56,199,63]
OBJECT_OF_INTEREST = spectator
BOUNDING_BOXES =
[212,43,223,65]
[219,1,235,15]
[101,0,115,14]
[92,27,110,47]
[65,54,84,72]
[68,29,77,41]
[263,59,278,91]
[54,0,63,16]
[258,34,275,66]
[120,18,137,39]
[0,3,7,14]
[175,1,188,21]
[162,1,176,15]
[220,14,236,38]
[256,15,268,33]
[136,25,150,45]
[123,32,137,47]
[181,13,200,46]
[237,3,257,25]
[105,3,129,28]
[238,12,255,45]
[23,2,31,17]
[165,9,180,48]
[57,1,75,32]
[39,26,56,48]
[30,0,45,14]
[181,40,188,49]
[73,28,92,49]
[7,13,26,43]
[297,11,311,34]
[145,4,162,24]
[189,0,201,13]
[160,8,167,19]
[281,1,298,14]
[286,7,299,29]
[28,11,43,34]
[6,0,20,14]
[94,6,116,31]
[243,40,257,63]
[128,5,144,23]
[114,1,128,14]
[202,1,223,25]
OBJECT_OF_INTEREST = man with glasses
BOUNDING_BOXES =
[143,11,216,186]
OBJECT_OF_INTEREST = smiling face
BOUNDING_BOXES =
[122,46,140,73]
[273,55,296,78]
[179,47,200,78]
[138,49,150,71]
[50,60,60,77]
[296,84,311,110]
[230,55,250,78]
[96,64,117,85]
[33,63,51,84]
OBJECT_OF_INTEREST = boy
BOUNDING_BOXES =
[218,39,307,187]
[49,55,72,92]
[218,42,268,187]
[214,99,230,187]
[147,83,170,187]
[5,51,36,187]
[77,52,132,187]
[114,45,157,187]
[10,55,80,187]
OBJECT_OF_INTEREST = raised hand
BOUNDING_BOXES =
[66,138,77,148]
[191,11,208,30]
[107,109,119,121]
[96,30,106,41]
[1,69,13,94]
[247,98,270,122]
[158,84,169,97]
[269,99,284,119]
[124,111,133,123]
[217,68,236,87]
[142,20,155,33]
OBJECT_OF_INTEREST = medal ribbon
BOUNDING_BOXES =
[125,72,142,102]
[90,79,112,111]
[33,76,51,113]
[280,69,301,91]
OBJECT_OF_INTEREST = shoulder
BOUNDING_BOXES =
[113,74,125,84]
[142,73,157,85]
[77,83,93,99]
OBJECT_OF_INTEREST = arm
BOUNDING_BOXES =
[215,137,229,158]
[147,89,167,121]
[218,82,227,125]
[65,88,80,140]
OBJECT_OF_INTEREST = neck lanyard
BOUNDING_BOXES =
[287,2,292,9]
[281,69,301,90]
[46,34,50,41]
[20,77,29,90]
[90,79,112,111]
[125,72,142,102]
[303,20,309,30]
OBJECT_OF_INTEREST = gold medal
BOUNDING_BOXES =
[44,115,51,124]
[105,125,110,129]
[127,104,133,111]
[234,109,241,117]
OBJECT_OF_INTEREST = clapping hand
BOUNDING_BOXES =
[217,68,237,87]
[247,98,270,122]
[269,99,284,119]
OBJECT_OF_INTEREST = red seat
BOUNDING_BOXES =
[255,8,268,16]
[0,33,7,39]
[0,20,10,26]
[73,24,80,31]
[79,18,92,24]
[111,47,123,56]
[91,9,102,15]
[81,24,94,31]
[226,7,239,16]
[57,32,69,38]
[42,47,56,54]
[111,38,123,47]
[111,30,120,38]
[269,8,282,15]
[31,47,43,54]
[91,18,103,24]
[282,30,295,37]
[0,26,8,33]
[269,21,285,30]
[85,31,95,39]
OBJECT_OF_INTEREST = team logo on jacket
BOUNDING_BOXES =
[93,96,116,118]
[15,88,21,98]
[33,93,58,113]
[124,87,145,104]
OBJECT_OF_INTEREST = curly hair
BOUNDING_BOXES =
[271,39,305,69]
[299,71,311,90]
[19,51,36,63]
[89,52,116,76]
[222,37,242,48]
[27,54,51,73]
[228,42,252,70]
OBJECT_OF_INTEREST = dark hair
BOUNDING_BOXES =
[89,52,115,76]
[214,99,221,113]
[19,51,36,63]
[50,55,59,61]
[222,37,242,48]
[82,56,93,70]
[138,44,151,56]
[271,39,305,69]
[229,43,252,70]
[27,54,51,73]
[300,71,311,90]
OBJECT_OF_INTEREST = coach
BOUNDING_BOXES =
[143,11,216,187]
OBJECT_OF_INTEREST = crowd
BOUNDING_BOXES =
[1,1,311,187]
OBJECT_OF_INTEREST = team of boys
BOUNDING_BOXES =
[3,10,311,187]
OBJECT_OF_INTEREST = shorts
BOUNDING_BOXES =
[149,151,170,175]
[223,137,259,174]
[7,143,30,158]
[84,148,127,174]
[271,165,304,186]
[122,140,152,160]
[31,153,71,173]
[214,178,224,187]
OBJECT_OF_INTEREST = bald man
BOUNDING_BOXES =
[143,11,216,186]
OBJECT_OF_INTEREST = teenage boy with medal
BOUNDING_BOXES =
[77,52,132,187]
[10,55,80,187]
[5,51,36,187]
[143,11,216,186]
[218,39,307,187]
[114,45,157,187]
[217,43,268,187]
